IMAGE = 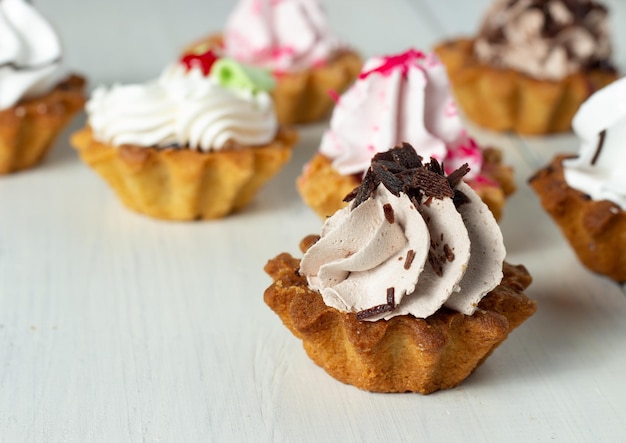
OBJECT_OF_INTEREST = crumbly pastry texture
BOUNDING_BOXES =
[529,154,626,282]
[72,126,297,220]
[0,75,86,174]
[264,243,536,394]
[435,38,617,135]
[184,35,362,125]
[297,147,515,221]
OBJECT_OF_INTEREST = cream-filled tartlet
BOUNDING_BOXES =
[530,76,626,281]
[266,144,536,393]
[435,0,617,135]
[183,0,362,124]
[0,0,85,174]
[72,51,297,220]
[297,49,515,221]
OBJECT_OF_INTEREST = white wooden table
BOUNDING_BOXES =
[2,1,626,441]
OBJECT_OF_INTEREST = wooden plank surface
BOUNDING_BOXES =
[1,1,625,441]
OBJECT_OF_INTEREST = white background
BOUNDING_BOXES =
[2,0,626,441]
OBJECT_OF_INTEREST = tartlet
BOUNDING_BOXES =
[434,0,618,135]
[266,145,536,394]
[72,53,297,220]
[0,0,85,174]
[529,77,626,281]
[184,0,362,125]
[297,49,515,221]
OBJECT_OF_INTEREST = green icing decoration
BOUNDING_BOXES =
[211,58,275,93]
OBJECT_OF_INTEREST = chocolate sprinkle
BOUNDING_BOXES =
[404,250,416,270]
[356,287,396,321]
[591,129,607,166]
[356,303,394,321]
[383,203,395,224]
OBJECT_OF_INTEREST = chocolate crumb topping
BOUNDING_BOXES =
[404,250,416,270]
[383,203,395,224]
[345,143,470,209]
[443,244,455,262]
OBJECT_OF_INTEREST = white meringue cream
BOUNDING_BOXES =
[563,76,626,209]
[87,63,277,151]
[0,0,66,110]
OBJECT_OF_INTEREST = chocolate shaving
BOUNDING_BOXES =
[356,287,396,321]
[591,129,606,166]
[443,244,455,262]
[446,163,471,188]
[387,287,395,305]
[345,143,470,210]
[383,203,395,224]
[356,303,394,321]
[404,250,416,270]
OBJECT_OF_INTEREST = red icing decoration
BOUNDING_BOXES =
[359,49,426,79]
[327,89,340,104]
[181,50,219,76]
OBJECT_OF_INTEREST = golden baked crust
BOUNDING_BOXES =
[297,149,515,221]
[0,74,86,174]
[184,34,363,125]
[529,155,626,281]
[71,126,298,220]
[434,38,617,135]
[264,239,536,394]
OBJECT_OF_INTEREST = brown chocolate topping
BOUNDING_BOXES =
[404,250,416,270]
[443,244,455,262]
[383,203,395,224]
[344,143,470,209]
[356,287,396,321]
[591,129,607,165]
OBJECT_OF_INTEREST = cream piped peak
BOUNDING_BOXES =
[319,49,485,181]
[300,144,506,321]
[563,76,626,209]
[0,0,66,110]
[224,0,344,73]
[87,50,278,152]
[474,0,613,80]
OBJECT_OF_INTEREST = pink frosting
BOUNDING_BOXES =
[223,0,343,73]
[319,49,484,179]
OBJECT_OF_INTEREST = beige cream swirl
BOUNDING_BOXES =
[300,147,506,321]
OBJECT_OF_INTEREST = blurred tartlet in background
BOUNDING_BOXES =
[435,0,618,135]
[72,52,297,220]
[183,0,362,125]
[297,49,515,221]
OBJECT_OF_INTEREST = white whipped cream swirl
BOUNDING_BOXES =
[224,0,344,72]
[87,64,278,151]
[0,0,66,110]
[563,76,626,209]
[300,180,506,321]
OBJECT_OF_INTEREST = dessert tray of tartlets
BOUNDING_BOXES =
[1,0,625,441]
